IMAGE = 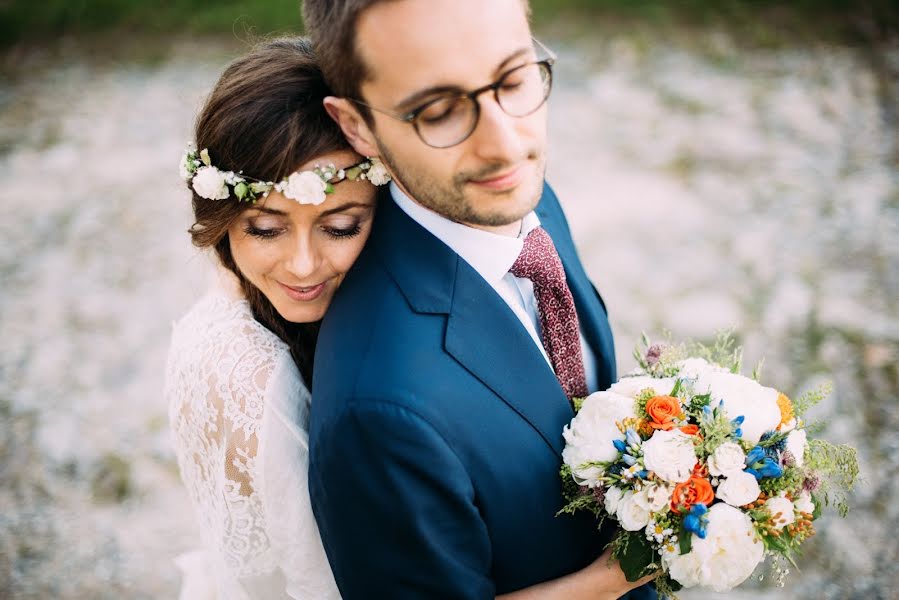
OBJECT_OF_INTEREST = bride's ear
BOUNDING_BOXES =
[323,96,379,158]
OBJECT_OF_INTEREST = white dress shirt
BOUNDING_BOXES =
[391,183,598,392]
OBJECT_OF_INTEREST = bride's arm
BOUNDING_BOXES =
[497,546,656,600]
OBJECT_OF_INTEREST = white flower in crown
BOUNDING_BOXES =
[279,170,329,205]
[179,149,196,180]
[192,166,230,200]
[364,157,391,186]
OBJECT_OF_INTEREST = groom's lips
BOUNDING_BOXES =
[279,280,328,302]
[469,166,524,191]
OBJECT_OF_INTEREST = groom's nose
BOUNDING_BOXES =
[467,95,526,163]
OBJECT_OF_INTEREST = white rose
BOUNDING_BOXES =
[785,429,808,468]
[610,376,676,399]
[708,442,747,477]
[765,495,796,530]
[365,158,391,186]
[694,371,781,444]
[604,485,624,515]
[281,170,328,205]
[562,391,637,487]
[192,166,230,200]
[642,429,698,483]
[716,470,761,507]
[665,503,765,592]
[616,490,652,531]
[794,490,815,515]
[640,481,674,512]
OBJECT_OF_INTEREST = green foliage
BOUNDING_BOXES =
[688,329,742,373]
[792,382,833,417]
[759,465,805,497]
[610,530,660,582]
[805,439,859,517]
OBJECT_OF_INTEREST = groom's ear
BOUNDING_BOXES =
[323,96,379,158]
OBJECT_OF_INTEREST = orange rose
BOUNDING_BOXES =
[646,396,683,430]
[679,424,700,436]
[671,476,715,512]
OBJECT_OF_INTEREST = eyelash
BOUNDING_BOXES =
[243,224,362,240]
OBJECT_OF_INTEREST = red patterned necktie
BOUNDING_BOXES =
[510,226,589,401]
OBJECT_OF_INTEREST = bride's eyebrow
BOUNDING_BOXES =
[247,206,288,216]
[319,201,372,217]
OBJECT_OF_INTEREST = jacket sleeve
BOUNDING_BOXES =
[309,398,495,599]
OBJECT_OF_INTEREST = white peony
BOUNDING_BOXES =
[678,357,727,379]
[641,429,698,483]
[616,490,652,532]
[708,442,747,477]
[562,391,637,486]
[610,376,676,399]
[365,158,392,186]
[765,495,796,530]
[694,371,781,444]
[192,166,230,200]
[281,170,328,205]
[795,490,815,515]
[604,486,624,515]
[665,503,765,591]
[716,470,761,507]
[785,429,808,468]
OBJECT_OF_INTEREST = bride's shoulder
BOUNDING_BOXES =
[170,287,285,355]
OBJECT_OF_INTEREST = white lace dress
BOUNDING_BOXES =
[165,284,340,600]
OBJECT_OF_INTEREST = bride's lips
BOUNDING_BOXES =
[469,166,524,191]
[278,280,328,302]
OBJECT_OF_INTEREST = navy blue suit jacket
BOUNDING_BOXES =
[309,183,655,599]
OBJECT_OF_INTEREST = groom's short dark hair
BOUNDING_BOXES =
[302,0,530,116]
[301,0,388,110]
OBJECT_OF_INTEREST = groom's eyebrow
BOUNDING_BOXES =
[393,45,533,112]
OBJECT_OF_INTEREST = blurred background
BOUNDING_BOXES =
[1,1,897,598]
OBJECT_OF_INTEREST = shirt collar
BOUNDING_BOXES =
[390,183,541,286]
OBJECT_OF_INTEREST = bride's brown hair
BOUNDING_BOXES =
[188,37,349,385]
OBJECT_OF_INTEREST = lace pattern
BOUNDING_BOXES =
[165,287,339,599]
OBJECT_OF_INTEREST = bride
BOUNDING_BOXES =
[165,37,386,599]
[165,36,654,600]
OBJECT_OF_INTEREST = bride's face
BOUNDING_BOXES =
[228,150,378,323]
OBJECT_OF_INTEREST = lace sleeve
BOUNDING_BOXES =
[166,300,302,600]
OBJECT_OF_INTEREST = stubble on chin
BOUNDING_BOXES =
[379,143,546,227]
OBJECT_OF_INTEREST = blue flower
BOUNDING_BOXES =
[613,439,628,454]
[625,428,642,450]
[621,453,637,466]
[745,445,783,480]
[683,503,709,539]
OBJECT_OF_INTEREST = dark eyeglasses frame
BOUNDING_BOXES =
[348,38,557,149]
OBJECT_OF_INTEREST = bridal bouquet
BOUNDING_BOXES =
[559,334,858,596]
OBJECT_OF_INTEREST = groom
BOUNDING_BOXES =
[304,0,655,597]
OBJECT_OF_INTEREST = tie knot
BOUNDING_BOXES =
[510,226,566,288]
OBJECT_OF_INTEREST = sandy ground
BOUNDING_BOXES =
[1,29,897,599]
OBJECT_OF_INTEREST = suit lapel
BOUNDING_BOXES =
[373,192,573,457]
[444,260,572,456]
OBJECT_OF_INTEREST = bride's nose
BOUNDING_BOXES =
[285,231,321,279]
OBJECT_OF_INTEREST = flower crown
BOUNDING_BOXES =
[179,144,391,205]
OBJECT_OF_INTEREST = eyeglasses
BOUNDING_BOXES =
[350,38,556,149]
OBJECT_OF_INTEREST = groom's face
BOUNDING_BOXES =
[355,0,545,229]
